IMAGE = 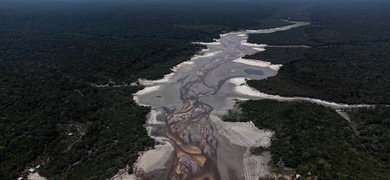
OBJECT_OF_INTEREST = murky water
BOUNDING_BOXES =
[133,21,310,180]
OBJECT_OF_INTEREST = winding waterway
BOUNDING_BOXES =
[131,20,365,180]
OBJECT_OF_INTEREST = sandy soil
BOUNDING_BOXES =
[211,115,273,179]
[110,167,136,180]
[233,57,282,71]
[132,143,174,176]
[137,61,194,86]
[192,51,223,60]
[211,116,273,148]
[229,77,371,109]
[130,20,319,179]
[28,173,47,180]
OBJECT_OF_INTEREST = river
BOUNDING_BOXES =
[131,20,347,180]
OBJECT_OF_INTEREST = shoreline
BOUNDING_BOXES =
[128,20,312,179]
[229,77,372,109]
[126,20,370,179]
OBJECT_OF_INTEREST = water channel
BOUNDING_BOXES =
[133,21,312,180]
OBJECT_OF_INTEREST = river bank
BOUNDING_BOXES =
[130,21,311,179]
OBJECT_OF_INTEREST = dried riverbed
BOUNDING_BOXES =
[130,21,313,180]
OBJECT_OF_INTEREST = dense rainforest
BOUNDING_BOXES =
[225,1,390,179]
[2,1,390,179]
[224,100,390,179]
[0,1,287,179]
[247,2,390,104]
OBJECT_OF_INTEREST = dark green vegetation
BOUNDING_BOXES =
[249,27,311,46]
[2,1,390,179]
[349,106,390,171]
[244,47,307,64]
[232,1,390,179]
[1,85,154,179]
[224,100,390,179]
[0,1,289,179]
[249,45,390,104]
[247,2,390,104]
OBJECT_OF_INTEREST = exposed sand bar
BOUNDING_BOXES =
[133,143,174,175]
[233,57,282,71]
[211,115,273,148]
[129,20,315,179]
[138,61,195,86]
[28,173,47,180]
[229,77,371,109]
